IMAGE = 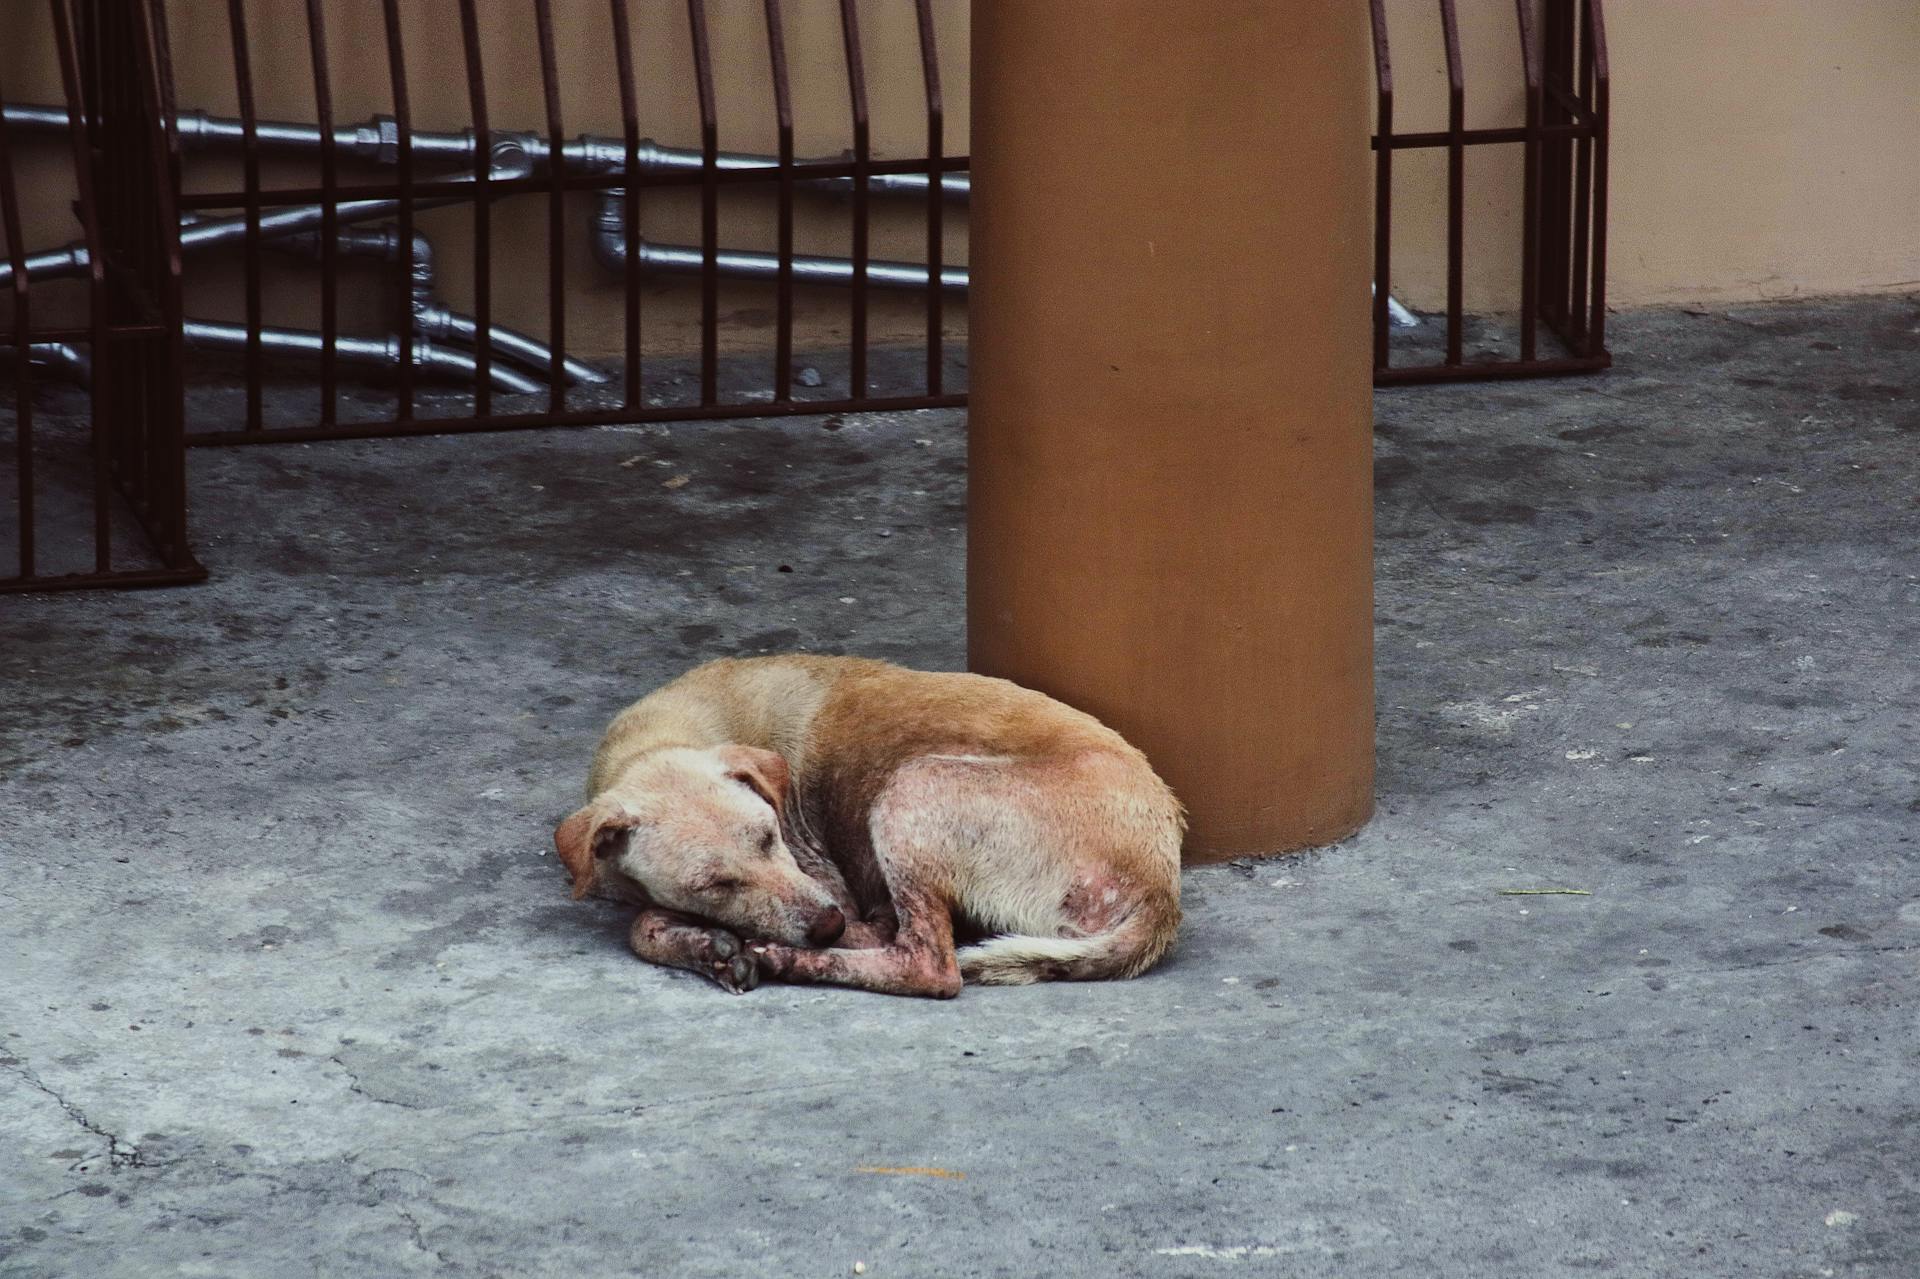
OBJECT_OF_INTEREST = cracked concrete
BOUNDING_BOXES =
[1,296,1917,1277]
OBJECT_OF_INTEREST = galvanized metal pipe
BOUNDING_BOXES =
[591,192,965,292]
[0,341,92,382]
[182,321,542,395]
[0,103,970,199]
[266,222,608,384]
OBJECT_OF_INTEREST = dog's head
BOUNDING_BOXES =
[553,745,845,947]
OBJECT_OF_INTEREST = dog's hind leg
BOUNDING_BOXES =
[957,888,1180,984]
[629,907,761,994]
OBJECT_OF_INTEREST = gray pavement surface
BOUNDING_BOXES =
[2,297,1917,1277]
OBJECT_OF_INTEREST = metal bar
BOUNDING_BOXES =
[914,0,943,396]
[2,323,167,343]
[532,0,567,410]
[50,0,111,573]
[1377,355,1608,386]
[686,0,719,406]
[0,67,35,578]
[302,0,339,426]
[139,0,192,569]
[189,393,970,449]
[3,103,976,198]
[0,564,206,595]
[1369,0,1393,374]
[1371,123,1591,151]
[1568,0,1594,351]
[1539,0,1571,335]
[838,0,870,398]
[224,0,263,433]
[1516,0,1541,363]
[1440,0,1464,368]
[1586,0,1611,359]
[170,156,972,209]
[609,0,642,413]
[764,0,794,404]
[456,0,493,418]
[381,0,415,420]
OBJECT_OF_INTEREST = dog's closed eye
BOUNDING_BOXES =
[698,875,744,894]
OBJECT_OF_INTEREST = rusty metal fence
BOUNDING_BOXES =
[154,0,966,446]
[1,1,202,593]
[4,1,1610,594]
[1371,0,1610,384]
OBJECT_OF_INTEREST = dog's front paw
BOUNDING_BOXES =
[702,929,760,994]
[750,941,798,980]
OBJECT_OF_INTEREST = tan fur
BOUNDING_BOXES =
[558,656,1184,997]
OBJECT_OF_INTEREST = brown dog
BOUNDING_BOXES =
[554,656,1183,998]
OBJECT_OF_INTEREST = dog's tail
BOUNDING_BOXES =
[956,891,1181,985]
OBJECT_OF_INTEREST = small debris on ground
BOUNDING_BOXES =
[1497,889,1591,896]
[796,365,824,387]
[662,474,690,490]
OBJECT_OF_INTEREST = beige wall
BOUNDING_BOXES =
[1380,0,1920,313]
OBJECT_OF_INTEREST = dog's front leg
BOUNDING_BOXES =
[752,891,959,999]
[629,907,761,994]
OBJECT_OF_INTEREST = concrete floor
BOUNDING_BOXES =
[2,297,1916,1278]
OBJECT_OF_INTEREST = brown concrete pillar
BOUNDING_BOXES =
[967,0,1375,862]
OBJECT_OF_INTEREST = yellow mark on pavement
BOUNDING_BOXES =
[855,1166,965,1180]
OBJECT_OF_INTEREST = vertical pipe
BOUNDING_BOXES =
[914,0,944,397]
[610,0,643,412]
[381,0,415,420]
[763,0,794,404]
[1368,0,1393,376]
[302,0,339,426]
[686,0,719,407]
[532,0,567,409]
[0,71,35,578]
[456,0,493,417]
[1440,0,1465,368]
[837,0,870,399]
[224,0,263,434]
[1515,0,1541,363]
[969,0,1375,860]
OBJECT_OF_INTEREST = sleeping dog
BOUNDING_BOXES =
[554,655,1183,998]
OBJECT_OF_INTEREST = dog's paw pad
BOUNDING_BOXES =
[714,952,759,994]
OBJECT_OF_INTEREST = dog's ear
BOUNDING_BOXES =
[719,745,789,813]
[553,800,640,901]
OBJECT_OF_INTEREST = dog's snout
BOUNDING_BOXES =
[807,906,847,947]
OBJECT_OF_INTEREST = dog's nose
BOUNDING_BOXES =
[807,907,846,947]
